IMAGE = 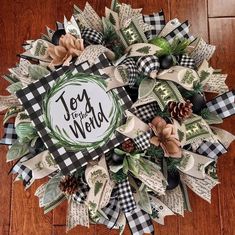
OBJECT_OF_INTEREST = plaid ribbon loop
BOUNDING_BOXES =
[133,130,152,151]
[206,91,235,118]
[11,154,34,187]
[136,55,160,76]
[73,182,90,203]
[143,10,165,40]
[125,206,155,235]
[180,54,195,69]
[99,197,120,229]
[81,27,104,45]
[133,101,159,123]
[117,179,137,213]
[0,123,17,145]
[164,21,195,43]
[196,141,227,159]
[122,58,139,87]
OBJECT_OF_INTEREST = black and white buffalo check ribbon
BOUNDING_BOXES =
[196,141,227,159]
[143,10,165,40]
[73,182,90,203]
[0,123,17,145]
[99,197,120,229]
[125,206,154,235]
[133,130,152,151]
[164,21,195,43]
[180,54,195,69]
[122,58,139,87]
[206,91,235,118]
[133,101,159,123]
[136,55,160,75]
[81,27,104,45]
[117,179,136,213]
[11,154,34,187]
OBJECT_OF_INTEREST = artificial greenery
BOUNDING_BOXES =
[200,107,211,119]
[111,169,127,183]
[103,19,125,59]
[146,144,164,159]
[150,37,190,57]
[146,145,181,173]
[199,70,211,83]
[183,82,204,98]
[165,157,181,173]
[135,72,149,86]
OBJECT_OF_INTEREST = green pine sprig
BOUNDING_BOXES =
[111,169,127,183]
[200,107,211,119]
[170,38,191,55]
[182,82,203,98]
[150,37,190,57]
[165,157,181,173]
[146,145,164,159]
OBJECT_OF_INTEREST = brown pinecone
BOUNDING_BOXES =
[59,175,79,195]
[121,139,135,153]
[167,100,193,121]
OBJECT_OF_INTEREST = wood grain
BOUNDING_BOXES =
[208,0,235,17]
[10,180,53,235]
[0,0,234,235]
[209,17,235,235]
[0,115,12,235]
[170,0,209,41]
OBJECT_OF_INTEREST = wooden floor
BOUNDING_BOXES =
[0,0,235,234]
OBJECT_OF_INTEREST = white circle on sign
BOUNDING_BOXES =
[44,74,122,149]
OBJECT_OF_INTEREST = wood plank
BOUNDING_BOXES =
[0,115,12,235]
[170,0,209,41]
[0,0,15,94]
[170,1,222,234]
[10,179,53,235]
[53,225,97,235]
[6,1,57,235]
[127,0,170,20]
[209,17,235,235]
[178,190,221,235]
[208,0,235,17]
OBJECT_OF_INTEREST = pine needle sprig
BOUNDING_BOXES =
[170,38,191,55]
[165,157,181,173]
[200,107,211,119]
[146,145,164,159]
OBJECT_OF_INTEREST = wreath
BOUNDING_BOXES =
[1,1,234,234]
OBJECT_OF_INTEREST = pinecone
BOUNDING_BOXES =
[167,100,193,121]
[121,139,135,153]
[59,175,79,195]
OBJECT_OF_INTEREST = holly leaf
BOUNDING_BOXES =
[199,70,211,83]
[109,13,116,26]
[177,129,185,142]
[15,123,38,143]
[114,148,126,155]
[111,169,127,183]
[6,141,29,162]
[138,185,152,214]
[43,173,63,205]
[28,65,49,80]
[6,82,23,94]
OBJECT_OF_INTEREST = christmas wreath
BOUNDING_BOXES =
[1,1,234,234]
